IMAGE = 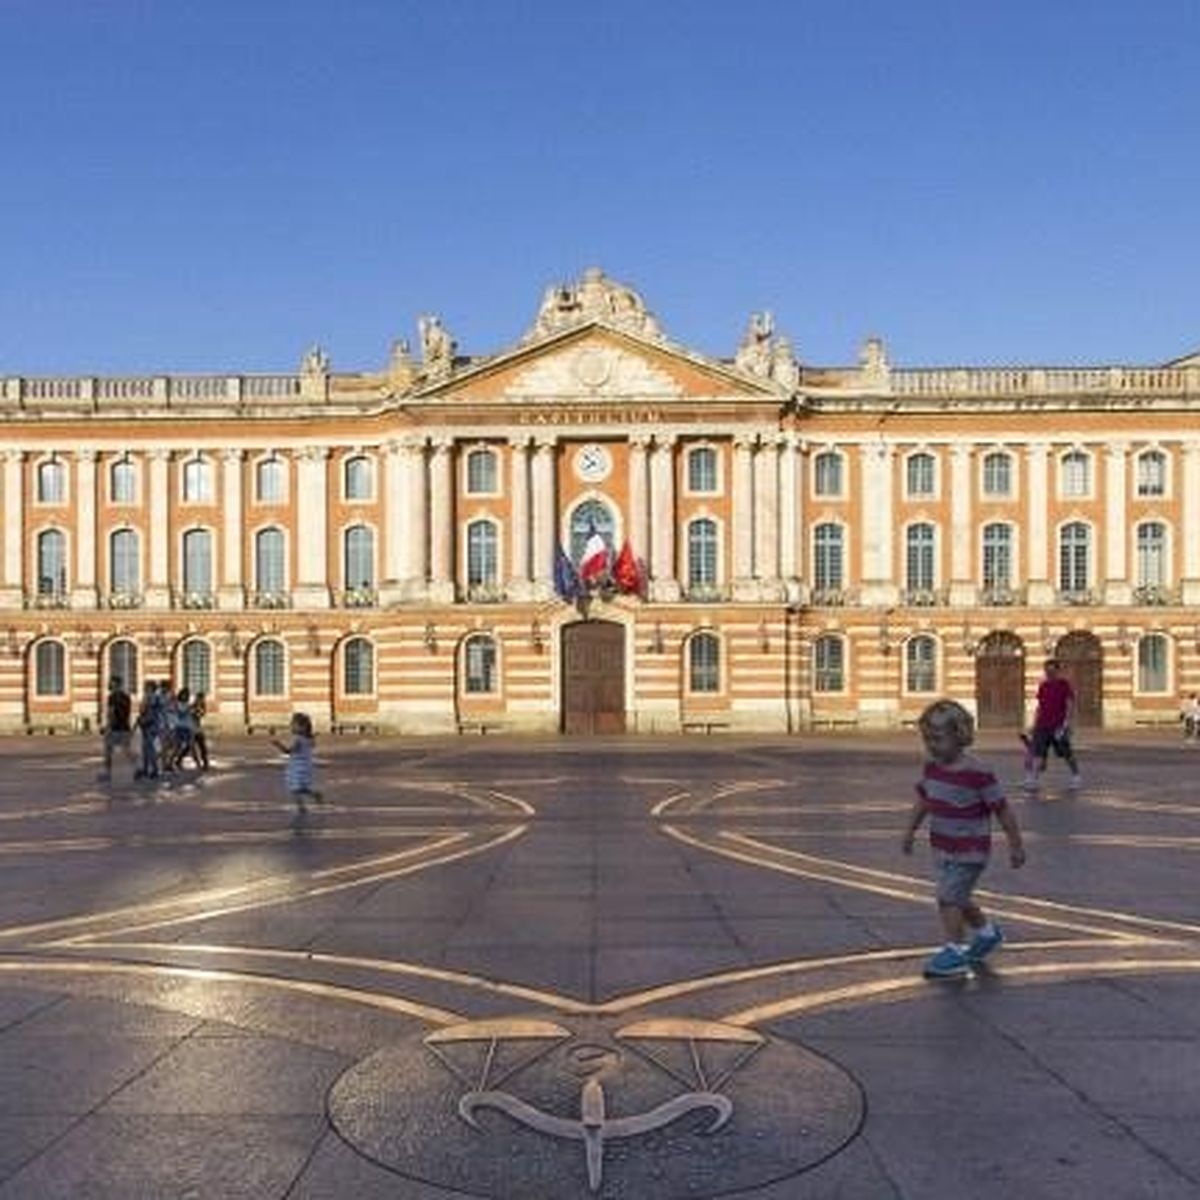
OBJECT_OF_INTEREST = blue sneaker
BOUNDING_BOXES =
[923,945,969,978]
[966,925,1004,963]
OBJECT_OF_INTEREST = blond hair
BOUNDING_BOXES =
[917,699,975,748]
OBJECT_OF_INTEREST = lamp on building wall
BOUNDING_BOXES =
[530,617,544,652]
[423,622,437,652]
[74,625,96,657]
[877,614,892,656]
[1041,621,1056,654]
[650,621,665,654]
[307,624,321,656]
[759,620,771,653]
[961,620,977,657]
[150,626,167,654]
[1116,622,1132,654]
[225,624,242,656]
[6,627,21,658]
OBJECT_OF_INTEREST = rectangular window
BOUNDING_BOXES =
[687,448,718,493]
[465,638,496,693]
[1137,635,1168,693]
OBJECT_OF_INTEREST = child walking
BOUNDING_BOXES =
[272,712,322,820]
[902,699,1026,979]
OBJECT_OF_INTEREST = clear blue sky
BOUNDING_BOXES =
[2,1,1198,374]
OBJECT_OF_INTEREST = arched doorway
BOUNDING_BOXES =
[1054,631,1103,727]
[975,631,1025,729]
[561,620,625,734]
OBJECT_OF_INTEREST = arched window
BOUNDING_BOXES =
[343,637,374,695]
[687,519,718,590]
[569,500,615,564]
[464,634,497,694]
[110,457,136,504]
[1136,521,1166,588]
[254,639,285,696]
[687,447,718,493]
[344,525,375,590]
[982,451,1012,497]
[905,523,936,592]
[906,452,935,497]
[813,451,843,497]
[181,640,212,697]
[813,635,845,692]
[182,457,213,503]
[256,456,285,503]
[344,455,373,500]
[1058,522,1090,594]
[109,639,139,695]
[182,529,213,596]
[688,631,720,693]
[255,528,286,594]
[1137,634,1169,693]
[905,635,937,693]
[110,529,140,597]
[466,520,498,590]
[1136,450,1166,498]
[813,523,844,591]
[1061,450,1091,498]
[34,640,65,696]
[466,448,498,495]
[37,529,67,597]
[982,523,1013,590]
[37,459,65,504]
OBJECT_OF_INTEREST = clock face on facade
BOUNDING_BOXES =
[574,443,612,483]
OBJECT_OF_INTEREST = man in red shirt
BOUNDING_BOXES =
[1026,658,1082,791]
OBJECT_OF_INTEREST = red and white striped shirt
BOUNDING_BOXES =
[916,758,1008,864]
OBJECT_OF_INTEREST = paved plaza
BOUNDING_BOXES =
[0,728,1196,1198]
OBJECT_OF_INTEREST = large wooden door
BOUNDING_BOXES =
[562,621,625,735]
[975,631,1026,729]
[1054,631,1103,727]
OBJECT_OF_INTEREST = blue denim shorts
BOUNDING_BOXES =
[936,860,985,907]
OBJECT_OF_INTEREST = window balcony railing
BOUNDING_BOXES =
[174,589,216,610]
[106,591,144,610]
[1132,583,1180,607]
[249,590,292,610]
[1055,588,1096,606]
[978,584,1027,607]
[463,582,506,604]
[341,586,378,608]
[810,586,857,607]
[683,583,730,602]
[25,591,70,610]
[900,587,949,607]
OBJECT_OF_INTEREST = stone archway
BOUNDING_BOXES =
[561,620,625,735]
[1054,631,1103,728]
[974,631,1026,729]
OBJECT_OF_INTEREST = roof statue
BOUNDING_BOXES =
[523,267,663,342]
[734,311,774,377]
[858,335,891,387]
[418,314,456,379]
[769,335,799,389]
[300,344,329,376]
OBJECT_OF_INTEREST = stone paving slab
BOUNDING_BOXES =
[0,731,1196,1196]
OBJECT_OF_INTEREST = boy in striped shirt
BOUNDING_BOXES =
[902,699,1026,979]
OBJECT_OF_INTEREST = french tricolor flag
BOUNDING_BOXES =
[578,526,610,584]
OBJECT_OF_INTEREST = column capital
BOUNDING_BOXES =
[2,449,23,464]
[401,434,426,453]
[533,435,557,452]
[653,433,677,450]
[148,448,172,463]
[221,448,246,464]
[300,445,331,463]
[75,448,98,464]
[507,434,531,450]
[1183,440,1200,457]
[628,432,653,450]
[429,436,454,456]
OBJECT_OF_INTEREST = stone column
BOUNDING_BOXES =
[949,444,974,605]
[1183,442,1200,603]
[507,436,532,600]
[146,450,171,608]
[1026,443,1052,604]
[628,434,651,570]
[218,450,245,610]
[649,433,679,601]
[753,435,781,596]
[294,447,330,608]
[1,451,23,605]
[402,436,428,599]
[531,436,557,597]
[380,440,404,604]
[779,434,799,595]
[1105,441,1130,603]
[427,438,455,603]
[71,450,98,608]
[859,442,896,605]
[731,434,755,598]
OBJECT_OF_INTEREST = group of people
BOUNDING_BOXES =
[903,657,1082,980]
[100,677,209,781]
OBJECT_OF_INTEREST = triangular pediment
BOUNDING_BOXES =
[417,324,781,405]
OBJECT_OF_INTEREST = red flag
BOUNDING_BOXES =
[613,540,644,595]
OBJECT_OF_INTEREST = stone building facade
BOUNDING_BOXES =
[2,269,1197,734]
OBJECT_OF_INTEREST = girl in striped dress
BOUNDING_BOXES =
[272,712,322,818]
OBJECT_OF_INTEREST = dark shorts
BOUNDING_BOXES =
[1031,725,1072,762]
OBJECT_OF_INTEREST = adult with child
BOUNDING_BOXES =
[902,699,1026,979]
[1024,657,1082,791]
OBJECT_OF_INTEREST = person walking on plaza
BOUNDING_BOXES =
[1180,692,1200,742]
[98,676,136,782]
[191,690,210,770]
[902,699,1026,979]
[134,679,160,781]
[272,712,322,821]
[1025,658,1082,791]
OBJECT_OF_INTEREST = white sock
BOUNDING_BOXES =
[975,921,995,938]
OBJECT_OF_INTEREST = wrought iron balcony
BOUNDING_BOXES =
[26,591,69,610]
[175,589,216,610]
[249,590,292,610]
[1055,588,1096,606]
[978,584,1026,607]
[341,586,379,608]
[463,583,506,604]
[683,583,730,602]
[106,591,144,610]
[1132,583,1180,606]
[810,587,856,607]
[900,587,949,607]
